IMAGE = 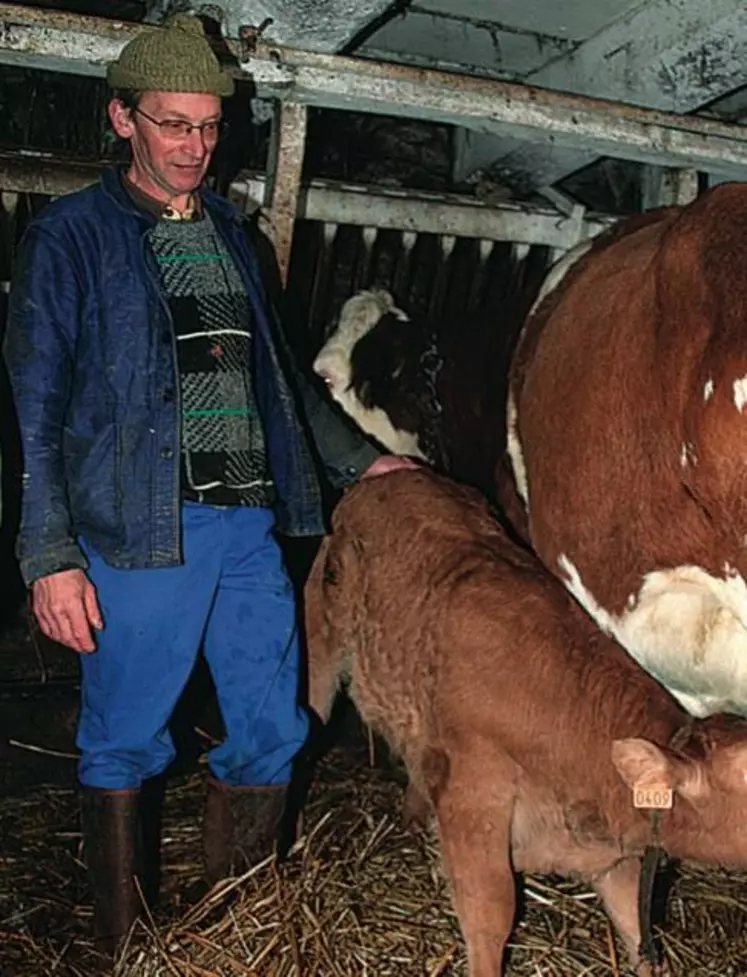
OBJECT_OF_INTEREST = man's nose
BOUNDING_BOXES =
[185,126,209,154]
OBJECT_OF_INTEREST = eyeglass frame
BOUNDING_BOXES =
[132,106,227,144]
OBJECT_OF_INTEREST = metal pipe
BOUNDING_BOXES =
[0,150,617,249]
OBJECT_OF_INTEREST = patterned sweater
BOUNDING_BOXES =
[147,209,275,507]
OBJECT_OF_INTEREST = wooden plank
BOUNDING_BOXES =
[263,102,308,285]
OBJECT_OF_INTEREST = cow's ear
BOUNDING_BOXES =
[611,738,675,790]
[314,349,348,390]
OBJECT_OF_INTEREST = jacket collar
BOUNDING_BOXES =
[100,165,244,228]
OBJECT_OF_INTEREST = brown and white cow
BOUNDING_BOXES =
[313,289,515,499]
[305,468,747,977]
[504,183,747,719]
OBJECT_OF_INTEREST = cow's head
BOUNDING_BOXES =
[313,290,425,458]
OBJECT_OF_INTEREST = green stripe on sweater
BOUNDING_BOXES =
[155,253,229,263]
[182,407,255,419]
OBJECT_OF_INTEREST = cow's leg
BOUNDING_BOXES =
[591,857,669,977]
[435,771,515,977]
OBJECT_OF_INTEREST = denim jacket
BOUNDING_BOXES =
[3,168,379,585]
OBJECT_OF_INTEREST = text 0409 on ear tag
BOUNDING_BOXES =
[633,786,673,809]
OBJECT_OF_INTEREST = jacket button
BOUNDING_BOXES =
[160,446,174,460]
[163,388,175,403]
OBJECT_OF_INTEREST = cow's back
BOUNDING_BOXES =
[506,183,747,716]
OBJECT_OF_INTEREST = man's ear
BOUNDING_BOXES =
[108,99,135,140]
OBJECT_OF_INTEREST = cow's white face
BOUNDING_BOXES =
[314,290,409,399]
[313,290,425,458]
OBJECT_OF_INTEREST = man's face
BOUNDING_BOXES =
[108,90,222,203]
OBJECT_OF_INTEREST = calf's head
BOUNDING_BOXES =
[612,714,747,863]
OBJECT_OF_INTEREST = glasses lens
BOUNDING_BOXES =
[202,122,221,144]
[162,120,192,139]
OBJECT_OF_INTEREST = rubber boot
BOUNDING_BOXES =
[139,776,165,909]
[80,787,142,960]
[203,778,287,887]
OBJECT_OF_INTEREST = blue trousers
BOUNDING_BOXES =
[76,503,309,790]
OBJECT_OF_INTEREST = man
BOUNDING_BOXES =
[3,12,405,959]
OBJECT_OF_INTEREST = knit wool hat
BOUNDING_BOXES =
[107,13,235,97]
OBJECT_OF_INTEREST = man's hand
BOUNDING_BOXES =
[32,568,103,654]
[360,455,424,480]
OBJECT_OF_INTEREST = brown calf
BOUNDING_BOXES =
[306,469,747,977]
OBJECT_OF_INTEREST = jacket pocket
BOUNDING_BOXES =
[64,422,122,540]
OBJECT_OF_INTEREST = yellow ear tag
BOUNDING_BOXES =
[633,785,673,809]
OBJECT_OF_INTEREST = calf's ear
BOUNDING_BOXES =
[611,737,707,800]
[611,738,675,791]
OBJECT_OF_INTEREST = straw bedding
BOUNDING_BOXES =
[2,715,746,977]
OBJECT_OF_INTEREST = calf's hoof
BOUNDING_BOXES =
[401,783,432,831]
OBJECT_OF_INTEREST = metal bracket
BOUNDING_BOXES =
[238,17,274,58]
[236,16,295,89]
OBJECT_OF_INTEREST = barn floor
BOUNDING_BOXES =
[1,610,746,977]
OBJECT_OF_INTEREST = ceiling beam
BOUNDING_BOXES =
[1,4,747,181]
[0,4,140,76]
[453,0,747,189]
[358,9,575,82]
[524,0,747,113]
[243,49,747,180]
[703,87,747,124]
[409,0,645,43]
[142,0,397,53]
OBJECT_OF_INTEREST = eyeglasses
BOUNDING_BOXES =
[133,107,227,145]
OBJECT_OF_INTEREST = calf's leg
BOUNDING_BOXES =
[436,774,515,977]
[592,857,669,977]
[305,542,347,723]
[401,781,432,830]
